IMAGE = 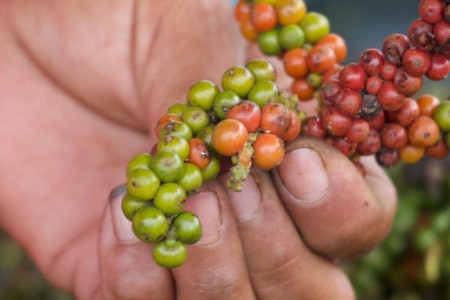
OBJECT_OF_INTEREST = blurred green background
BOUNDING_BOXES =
[345,161,450,300]
[1,0,449,299]
[0,234,73,300]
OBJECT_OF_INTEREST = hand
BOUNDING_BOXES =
[0,1,396,299]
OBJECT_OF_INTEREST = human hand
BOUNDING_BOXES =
[0,0,396,299]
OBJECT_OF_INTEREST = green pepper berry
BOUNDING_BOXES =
[196,124,215,148]
[307,73,322,88]
[433,102,450,132]
[121,193,148,221]
[126,153,152,177]
[127,168,160,200]
[132,206,169,243]
[187,80,219,111]
[299,12,330,44]
[153,239,187,268]
[177,163,203,193]
[257,30,282,56]
[213,90,241,120]
[153,183,187,215]
[157,135,190,162]
[166,103,189,117]
[248,80,280,107]
[150,152,185,183]
[200,157,220,181]
[279,24,305,50]
[181,106,210,134]
[245,59,277,82]
[159,121,193,141]
[222,66,255,98]
[173,211,202,244]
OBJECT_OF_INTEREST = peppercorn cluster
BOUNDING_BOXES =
[122,0,450,268]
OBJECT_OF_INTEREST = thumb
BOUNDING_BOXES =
[98,185,174,300]
[272,137,397,260]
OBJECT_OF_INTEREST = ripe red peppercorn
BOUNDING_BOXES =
[304,116,327,139]
[339,63,367,91]
[359,48,385,76]
[387,98,420,127]
[306,44,337,74]
[393,68,423,97]
[418,0,445,24]
[408,18,436,51]
[382,34,410,65]
[188,138,211,169]
[316,33,348,63]
[319,80,341,106]
[283,48,309,79]
[426,53,450,81]
[260,103,292,137]
[239,15,258,42]
[426,139,449,159]
[252,133,285,170]
[322,64,343,83]
[234,2,251,21]
[408,116,440,147]
[292,79,315,101]
[154,114,181,139]
[402,48,431,76]
[433,20,450,46]
[334,88,363,117]
[345,118,370,143]
[226,100,261,133]
[322,107,352,136]
[331,137,357,157]
[251,3,277,33]
[365,76,383,95]
[376,147,400,168]
[282,110,302,141]
[357,129,382,156]
[380,62,398,81]
[381,123,408,150]
[212,119,249,156]
[400,144,425,164]
[377,81,406,111]
[417,94,440,117]
[367,112,386,130]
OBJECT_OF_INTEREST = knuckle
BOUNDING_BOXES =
[183,265,250,299]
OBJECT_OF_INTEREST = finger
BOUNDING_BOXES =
[99,185,175,300]
[273,137,397,260]
[220,169,356,300]
[171,180,255,300]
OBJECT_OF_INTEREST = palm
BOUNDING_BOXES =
[0,0,247,293]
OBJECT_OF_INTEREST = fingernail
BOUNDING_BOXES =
[278,148,329,204]
[220,174,261,224]
[184,192,222,245]
[109,185,141,244]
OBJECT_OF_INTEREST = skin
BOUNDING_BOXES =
[0,1,397,299]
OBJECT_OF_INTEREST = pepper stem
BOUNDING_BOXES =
[227,133,257,192]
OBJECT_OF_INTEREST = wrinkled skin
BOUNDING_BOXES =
[0,1,396,299]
